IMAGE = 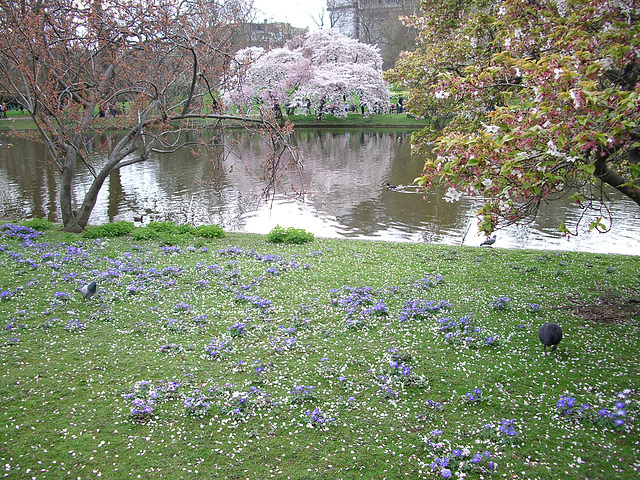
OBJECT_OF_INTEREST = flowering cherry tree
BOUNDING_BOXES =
[387,0,640,236]
[225,29,390,117]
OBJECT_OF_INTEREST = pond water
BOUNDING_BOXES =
[1,128,639,255]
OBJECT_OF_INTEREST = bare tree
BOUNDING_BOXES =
[0,0,300,232]
[311,2,328,30]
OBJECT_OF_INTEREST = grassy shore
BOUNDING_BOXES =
[0,112,425,132]
[1,221,639,479]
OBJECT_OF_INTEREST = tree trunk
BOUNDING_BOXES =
[593,149,640,208]
[60,148,81,232]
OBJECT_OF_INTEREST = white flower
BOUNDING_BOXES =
[546,140,562,157]
[482,178,493,188]
[482,123,500,134]
[554,68,563,79]
[444,187,462,203]
[533,86,543,103]
[569,89,583,109]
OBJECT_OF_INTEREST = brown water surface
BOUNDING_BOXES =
[1,129,638,254]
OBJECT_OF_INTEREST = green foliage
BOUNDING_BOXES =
[82,221,135,238]
[158,233,182,246]
[20,218,53,231]
[83,221,214,243]
[387,0,640,235]
[131,227,157,241]
[195,224,225,239]
[266,225,314,244]
[129,222,227,243]
[175,224,195,235]
[146,221,179,234]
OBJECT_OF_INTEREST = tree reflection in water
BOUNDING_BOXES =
[0,130,638,255]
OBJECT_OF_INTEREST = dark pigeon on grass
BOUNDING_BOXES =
[76,282,97,301]
[480,235,496,247]
[538,322,563,354]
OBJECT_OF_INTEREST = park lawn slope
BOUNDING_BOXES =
[0,112,426,132]
[0,223,639,479]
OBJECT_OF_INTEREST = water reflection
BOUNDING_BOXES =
[0,129,638,255]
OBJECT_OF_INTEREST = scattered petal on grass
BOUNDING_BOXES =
[0,223,638,478]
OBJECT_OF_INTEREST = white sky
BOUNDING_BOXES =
[252,0,326,31]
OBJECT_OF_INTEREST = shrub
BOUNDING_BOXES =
[195,224,225,239]
[175,224,195,235]
[82,221,135,238]
[266,225,314,244]
[131,227,159,241]
[21,218,53,231]
[158,232,182,246]
[131,222,198,242]
[146,221,177,234]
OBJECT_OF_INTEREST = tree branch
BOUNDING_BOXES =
[593,149,640,207]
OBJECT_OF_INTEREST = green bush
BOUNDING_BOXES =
[266,225,314,244]
[146,221,178,234]
[175,224,195,235]
[131,227,159,241]
[158,232,182,246]
[21,218,53,231]
[82,221,135,238]
[195,224,225,239]
[130,222,200,242]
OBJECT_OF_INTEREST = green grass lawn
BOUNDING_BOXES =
[0,221,639,479]
[286,112,426,128]
[0,111,425,132]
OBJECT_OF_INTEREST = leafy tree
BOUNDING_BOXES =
[387,0,640,236]
[0,0,299,232]
[224,29,390,119]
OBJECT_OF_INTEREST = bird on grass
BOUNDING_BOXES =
[538,322,563,354]
[76,282,97,301]
[480,235,496,247]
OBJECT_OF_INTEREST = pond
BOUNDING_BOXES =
[1,128,639,255]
